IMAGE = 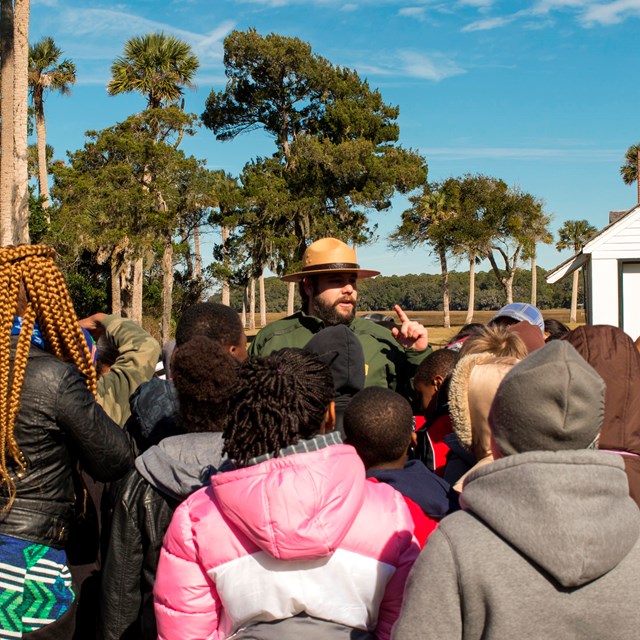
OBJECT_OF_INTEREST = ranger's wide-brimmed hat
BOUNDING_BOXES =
[281,238,380,283]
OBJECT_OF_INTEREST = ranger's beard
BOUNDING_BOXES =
[312,293,356,326]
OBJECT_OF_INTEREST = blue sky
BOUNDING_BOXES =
[30,0,640,277]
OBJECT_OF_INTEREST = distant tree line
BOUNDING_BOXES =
[211,267,580,315]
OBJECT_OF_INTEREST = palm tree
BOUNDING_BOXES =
[1,0,30,245]
[29,36,76,216]
[556,219,597,323]
[620,143,640,203]
[1,0,16,244]
[522,213,552,307]
[108,32,199,109]
[108,32,199,333]
[390,179,460,328]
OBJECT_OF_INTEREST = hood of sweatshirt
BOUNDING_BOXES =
[460,450,640,588]
[564,325,640,456]
[135,432,226,501]
[210,444,368,561]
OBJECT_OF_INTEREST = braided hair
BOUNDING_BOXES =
[0,245,97,511]
[223,348,334,467]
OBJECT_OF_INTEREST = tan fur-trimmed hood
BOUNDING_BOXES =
[448,353,520,459]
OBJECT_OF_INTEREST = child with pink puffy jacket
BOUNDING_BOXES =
[154,348,419,640]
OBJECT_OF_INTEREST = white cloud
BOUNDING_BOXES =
[340,3,359,10]
[234,0,443,5]
[359,50,465,81]
[461,15,515,31]
[581,0,640,25]
[398,6,427,20]
[55,9,234,67]
[191,73,228,86]
[233,0,290,5]
[457,0,494,7]
[468,0,640,31]
[424,146,621,161]
[399,51,465,79]
[528,0,587,15]
[74,72,112,87]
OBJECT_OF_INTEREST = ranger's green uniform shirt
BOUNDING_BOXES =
[248,311,431,401]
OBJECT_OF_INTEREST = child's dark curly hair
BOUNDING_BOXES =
[175,302,243,347]
[223,348,334,467]
[172,336,238,433]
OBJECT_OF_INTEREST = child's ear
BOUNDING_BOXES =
[410,431,418,448]
[321,401,336,434]
[433,374,445,391]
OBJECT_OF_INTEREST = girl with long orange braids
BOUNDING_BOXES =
[0,245,132,639]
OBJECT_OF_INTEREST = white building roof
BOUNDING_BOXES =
[545,204,640,284]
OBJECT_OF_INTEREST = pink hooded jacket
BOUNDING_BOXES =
[154,443,419,640]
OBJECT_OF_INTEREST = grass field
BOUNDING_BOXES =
[246,308,585,346]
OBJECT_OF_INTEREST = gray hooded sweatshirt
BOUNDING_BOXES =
[393,450,640,640]
[135,431,226,500]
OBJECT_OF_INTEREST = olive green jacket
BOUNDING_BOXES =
[248,311,431,400]
[97,315,162,427]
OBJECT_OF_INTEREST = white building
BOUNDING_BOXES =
[546,205,640,340]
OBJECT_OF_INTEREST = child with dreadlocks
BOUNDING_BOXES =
[0,245,132,640]
[154,348,419,640]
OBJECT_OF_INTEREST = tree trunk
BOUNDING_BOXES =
[287,281,295,315]
[0,0,15,245]
[35,100,50,215]
[161,237,173,344]
[570,268,579,323]
[505,276,514,305]
[249,277,256,331]
[180,227,194,278]
[530,253,537,306]
[131,256,143,324]
[465,254,475,325]
[241,286,248,328]
[12,0,29,243]
[193,225,202,303]
[259,272,266,327]
[486,248,517,305]
[194,225,202,280]
[110,250,122,315]
[119,254,134,318]
[221,224,230,306]
[120,255,143,325]
[439,248,450,329]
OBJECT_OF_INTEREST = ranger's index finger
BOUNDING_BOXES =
[394,304,409,323]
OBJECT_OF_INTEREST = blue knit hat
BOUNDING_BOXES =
[491,303,544,336]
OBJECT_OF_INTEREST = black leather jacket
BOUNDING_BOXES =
[0,345,133,549]
[99,470,178,640]
[100,428,226,640]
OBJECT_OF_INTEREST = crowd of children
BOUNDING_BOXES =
[2,244,640,639]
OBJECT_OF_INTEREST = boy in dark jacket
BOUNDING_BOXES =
[344,387,458,546]
[412,348,459,475]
